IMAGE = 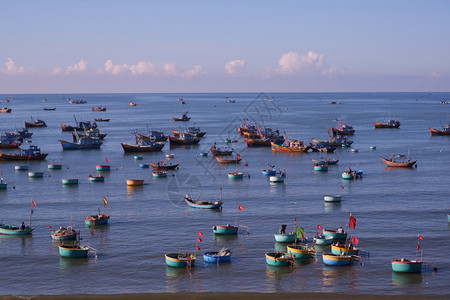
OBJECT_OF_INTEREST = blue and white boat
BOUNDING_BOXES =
[274,233,297,243]
[262,169,276,176]
[203,248,232,263]
[313,235,334,245]
[391,259,423,273]
[59,136,102,150]
[322,253,353,266]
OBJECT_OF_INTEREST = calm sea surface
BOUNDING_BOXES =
[0,92,448,296]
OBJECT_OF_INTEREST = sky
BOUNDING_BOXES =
[0,0,449,93]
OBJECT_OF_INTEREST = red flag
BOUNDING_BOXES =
[105,157,108,163]
[417,244,420,250]
[317,225,322,229]
[316,231,318,236]
[349,215,356,228]
[418,235,424,241]
[197,237,202,243]
[198,232,203,237]
[31,200,37,207]
[244,164,248,167]
[340,186,344,189]
[238,205,244,211]
[350,236,359,245]
[47,224,52,228]
[196,246,201,250]
[90,230,94,236]
[294,217,298,221]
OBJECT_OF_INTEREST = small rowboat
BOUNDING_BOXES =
[43,107,56,111]
[62,178,78,185]
[314,165,328,171]
[0,178,7,189]
[342,170,363,180]
[391,259,423,273]
[0,224,34,235]
[213,224,238,235]
[374,119,400,128]
[381,156,417,167]
[183,195,222,209]
[127,179,144,186]
[51,227,77,241]
[323,229,347,240]
[286,245,315,259]
[313,235,334,245]
[429,126,450,136]
[214,155,241,164]
[59,245,90,258]
[94,118,110,122]
[88,175,104,182]
[370,146,377,150]
[203,248,232,263]
[265,252,294,266]
[322,253,353,266]
[149,162,179,170]
[0,107,12,113]
[92,106,106,111]
[331,244,359,255]
[28,171,44,178]
[324,195,342,203]
[84,213,109,226]
[165,253,196,268]
[269,171,286,183]
[95,165,110,171]
[262,169,276,176]
[15,165,29,171]
[129,102,136,106]
[152,171,167,178]
[228,171,243,180]
[274,233,296,243]
[48,164,62,170]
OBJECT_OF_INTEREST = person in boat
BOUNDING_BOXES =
[347,166,352,173]
[279,224,287,234]
[20,222,26,230]
[337,226,344,233]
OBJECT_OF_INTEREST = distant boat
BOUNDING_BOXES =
[0,107,12,113]
[374,119,400,128]
[167,133,200,146]
[210,144,233,156]
[72,128,107,141]
[43,107,56,111]
[271,132,309,153]
[342,168,363,180]
[28,172,44,178]
[129,102,136,106]
[429,123,450,136]
[0,145,48,161]
[172,126,206,138]
[126,179,144,186]
[269,170,286,183]
[324,195,342,203]
[0,224,34,235]
[228,170,244,179]
[214,154,241,164]
[323,229,347,240]
[0,132,22,149]
[121,137,165,153]
[310,158,339,165]
[48,164,63,170]
[59,136,102,150]
[92,106,106,111]
[172,111,190,122]
[152,170,167,178]
[149,162,179,170]
[85,199,109,226]
[94,118,109,122]
[331,119,355,136]
[68,98,87,104]
[213,224,238,235]
[183,186,223,209]
[60,119,97,132]
[0,177,7,189]
[24,119,46,128]
[381,155,417,167]
[88,174,105,182]
[262,169,276,176]
[137,130,168,142]
[61,178,78,185]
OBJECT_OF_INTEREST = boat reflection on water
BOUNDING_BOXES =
[126,184,145,196]
[322,265,358,290]
[274,242,287,253]
[392,272,422,286]
[214,233,238,242]
[59,256,89,269]
[324,202,342,213]
[265,264,295,292]
[314,244,331,253]
[165,266,195,293]
[269,182,286,195]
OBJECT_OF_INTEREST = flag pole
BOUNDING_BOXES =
[29,199,33,227]
[234,206,240,227]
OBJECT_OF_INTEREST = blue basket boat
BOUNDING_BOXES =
[313,235,334,245]
[139,163,149,168]
[59,245,90,258]
[323,229,347,240]
[391,259,423,273]
[88,175,104,182]
[265,252,294,266]
[165,253,196,268]
[152,171,167,178]
[322,253,352,266]
[203,248,232,263]
[286,245,315,259]
[274,233,297,243]
[95,164,110,171]
[84,213,109,226]
[331,244,359,255]
[262,169,276,176]
[62,178,78,185]
[314,165,328,171]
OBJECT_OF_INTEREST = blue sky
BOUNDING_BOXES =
[1,0,449,93]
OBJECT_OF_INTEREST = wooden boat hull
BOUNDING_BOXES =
[331,245,359,255]
[43,108,56,111]
[95,165,110,171]
[94,118,110,122]
[245,138,271,147]
[127,179,144,186]
[0,225,34,235]
[28,172,44,178]
[274,233,296,243]
[203,251,231,263]
[213,225,238,235]
[381,156,417,167]
[0,108,12,113]
[215,156,241,164]
[149,163,179,170]
[287,245,314,259]
[60,140,102,150]
[313,235,334,245]
[48,164,62,170]
[392,260,422,273]
[165,253,196,267]
[62,179,78,185]
[59,245,89,258]
[121,142,164,153]
[323,230,347,240]
[374,121,400,128]
[324,195,342,202]
[210,148,233,156]
[331,128,355,136]
[429,127,450,136]
[270,142,309,153]
[168,136,199,145]
[0,142,22,149]
[265,252,293,266]
[172,117,191,122]
[24,121,46,128]
[0,153,48,161]
[322,254,352,266]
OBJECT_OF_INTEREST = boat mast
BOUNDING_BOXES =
[29,199,33,227]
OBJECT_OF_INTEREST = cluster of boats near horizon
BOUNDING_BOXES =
[0,99,447,271]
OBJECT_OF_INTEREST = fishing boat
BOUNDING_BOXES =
[286,245,315,259]
[24,119,47,128]
[165,253,196,268]
[214,154,241,164]
[92,106,106,111]
[314,165,328,171]
[274,232,296,243]
[0,145,48,161]
[323,228,347,240]
[172,111,191,122]
[351,148,359,152]
[381,155,417,167]
[85,213,109,226]
[374,119,400,128]
[68,98,87,104]
[429,123,450,136]
[209,144,233,156]
[72,128,107,141]
[213,224,238,235]
[166,153,174,159]
[342,168,363,180]
[322,253,353,266]
[94,118,110,122]
[0,224,34,235]
[51,226,77,241]
[324,195,342,203]
[0,132,22,149]
[48,164,62,170]
[152,170,167,178]
[199,152,208,157]
[16,128,33,139]
[313,235,334,245]
[95,165,110,171]
[60,118,97,132]
[61,178,78,185]
[238,118,258,136]
[228,170,244,179]
[312,128,353,148]
[270,132,309,153]
[310,158,339,165]
[126,179,144,186]
[262,169,276,176]
[59,245,90,258]
[391,258,423,273]
[183,187,223,209]
[149,162,179,170]
[172,126,206,138]
[121,134,165,153]
[269,170,286,183]
[0,177,7,189]
[88,175,104,182]
[60,136,102,150]
[331,119,355,136]
[203,248,232,263]
[0,107,12,113]
[129,102,136,106]
[331,243,359,255]
[265,252,294,266]
[167,133,200,146]
[310,145,336,153]
[134,156,143,160]
[28,172,44,178]
[43,107,56,111]
[137,130,168,142]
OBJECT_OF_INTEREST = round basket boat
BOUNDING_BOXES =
[48,164,62,170]
[324,195,342,203]
[28,171,44,178]
[95,165,110,171]
[127,179,144,186]
[134,156,143,160]
[62,178,78,185]
[139,163,149,168]
[15,165,29,171]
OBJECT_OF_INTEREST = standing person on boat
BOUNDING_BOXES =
[279,224,287,234]
[20,222,26,230]
[337,226,344,233]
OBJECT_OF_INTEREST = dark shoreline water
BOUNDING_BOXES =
[0,92,448,296]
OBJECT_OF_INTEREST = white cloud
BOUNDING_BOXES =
[66,59,88,73]
[163,63,178,76]
[431,71,441,78]
[225,59,246,75]
[181,65,204,78]
[2,58,30,75]
[104,60,130,75]
[277,51,325,74]
[130,61,157,75]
